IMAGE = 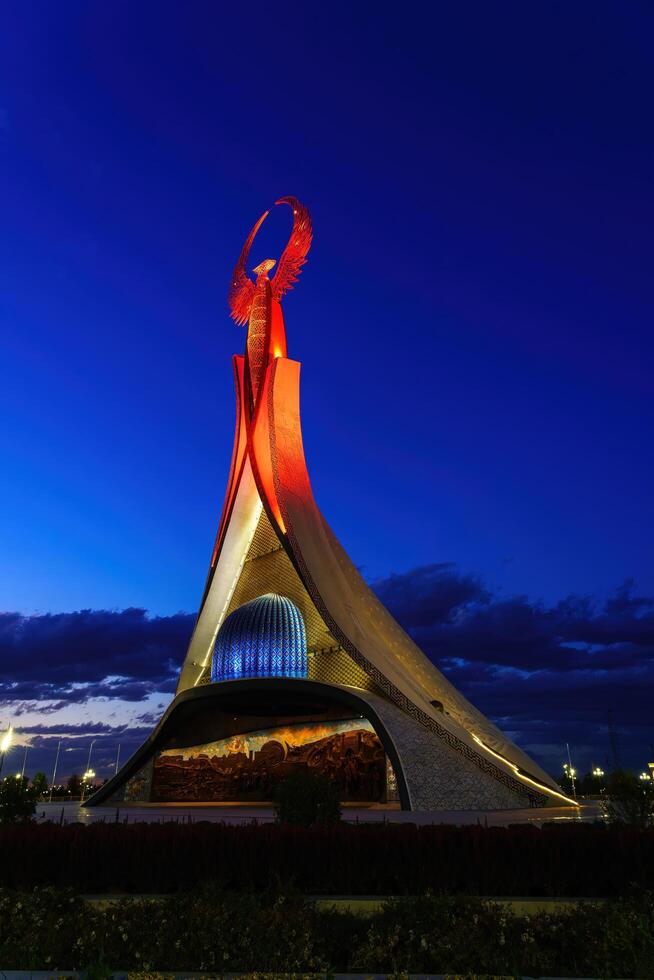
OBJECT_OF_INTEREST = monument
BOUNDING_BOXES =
[88,197,573,810]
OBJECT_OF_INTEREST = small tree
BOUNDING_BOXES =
[31,771,48,797]
[602,770,654,827]
[273,770,341,827]
[0,776,38,824]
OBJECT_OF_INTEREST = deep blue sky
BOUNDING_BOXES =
[1,3,653,779]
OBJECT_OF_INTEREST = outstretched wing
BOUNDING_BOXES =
[228,209,269,325]
[271,196,312,302]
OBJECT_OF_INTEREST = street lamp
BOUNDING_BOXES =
[564,743,578,800]
[592,767,604,778]
[48,740,62,804]
[80,769,96,802]
[639,772,651,781]
[563,761,578,800]
[0,725,13,777]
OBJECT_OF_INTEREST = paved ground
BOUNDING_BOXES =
[37,800,601,825]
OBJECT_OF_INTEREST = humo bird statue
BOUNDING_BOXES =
[228,196,312,410]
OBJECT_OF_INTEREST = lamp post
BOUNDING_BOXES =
[0,725,14,777]
[592,767,605,797]
[79,739,96,803]
[81,769,96,802]
[48,740,62,803]
[85,740,95,779]
[563,761,577,798]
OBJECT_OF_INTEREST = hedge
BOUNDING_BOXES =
[1,886,653,976]
[0,821,653,896]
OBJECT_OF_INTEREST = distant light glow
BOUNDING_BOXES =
[0,726,13,754]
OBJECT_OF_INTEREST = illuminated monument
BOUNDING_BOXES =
[89,197,573,810]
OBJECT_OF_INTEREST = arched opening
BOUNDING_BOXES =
[87,679,409,809]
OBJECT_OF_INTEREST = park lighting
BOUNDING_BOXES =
[0,725,14,777]
[563,755,578,801]
[639,772,651,781]
[0,725,13,754]
[592,767,605,778]
[80,768,96,803]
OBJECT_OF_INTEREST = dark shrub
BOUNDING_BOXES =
[0,821,653,895]
[273,770,341,827]
[602,770,654,827]
[0,777,37,824]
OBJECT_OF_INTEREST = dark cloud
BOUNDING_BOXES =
[373,565,654,674]
[373,566,654,772]
[1,570,653,777]
[373,563,490,629]
[0,608,192,703]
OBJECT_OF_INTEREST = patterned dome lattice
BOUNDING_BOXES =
[211,593,307,682]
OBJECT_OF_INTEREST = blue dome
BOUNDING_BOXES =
[211,593,307,682]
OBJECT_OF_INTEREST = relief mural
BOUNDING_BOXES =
[152,718,389,802]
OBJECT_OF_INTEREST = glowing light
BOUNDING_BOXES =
[0,726,13,754]
[639,772,651,781]
[471,733,579,806]
[592,767,605,778]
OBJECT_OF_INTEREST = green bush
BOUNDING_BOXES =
[0,886,349,973]
[351,891,654,977]
[0,886,653,975]
[273,770,341,827]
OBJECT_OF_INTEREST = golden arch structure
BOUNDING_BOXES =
[88,198,573,811]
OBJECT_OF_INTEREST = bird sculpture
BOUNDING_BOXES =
[228,196,312,409]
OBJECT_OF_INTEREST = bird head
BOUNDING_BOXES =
[253,258,276,277]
